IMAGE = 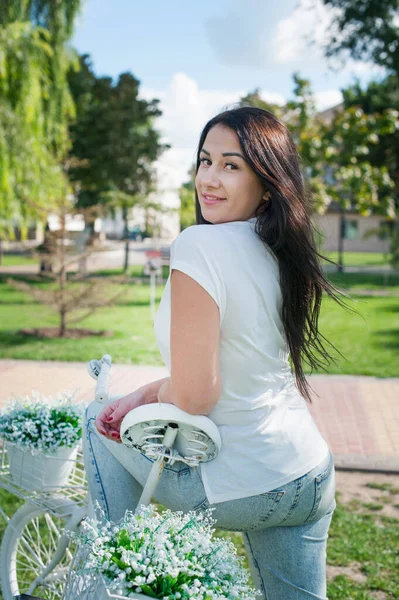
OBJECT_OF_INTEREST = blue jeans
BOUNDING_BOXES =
[83,401,337,600]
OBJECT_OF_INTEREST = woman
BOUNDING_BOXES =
[84,106,350,600]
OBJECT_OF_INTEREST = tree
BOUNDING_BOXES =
[239,74,328,214]
[178,165,196,231]
[7,199,125,337]
[0,0,82,257]
[342,76,399,184]
[240,89,286,120]
[316,106,398,270]
[320,0,399,267]
[240,74,398,269]
[67,55,116,239]
[67,65,170,271]
[342,76,399,266]
[103,73,169,272]
[321,0,399,74]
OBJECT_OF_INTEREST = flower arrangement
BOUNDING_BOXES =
[72,503,261,599]
[0,391,83,453]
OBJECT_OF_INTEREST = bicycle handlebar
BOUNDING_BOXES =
[87,354,112,403]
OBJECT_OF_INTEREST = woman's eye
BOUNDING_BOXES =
[199,157,237,170]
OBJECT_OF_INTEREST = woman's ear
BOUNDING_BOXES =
[262,190,271,202]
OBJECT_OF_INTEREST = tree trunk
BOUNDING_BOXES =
[338,205,344,273]
[60,306,67,337]
[123,206,129,272]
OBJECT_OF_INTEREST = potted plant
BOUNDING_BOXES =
[0,391,83,492]
[68,503,261,599]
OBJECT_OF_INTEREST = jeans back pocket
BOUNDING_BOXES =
[194,490,286,532]
[304,452,336,525]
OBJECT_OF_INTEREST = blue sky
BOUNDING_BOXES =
[72,0,382,99]
[71,0,386,225]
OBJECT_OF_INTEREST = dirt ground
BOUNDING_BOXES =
[335,469,399,519]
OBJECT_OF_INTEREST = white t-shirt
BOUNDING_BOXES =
[154,217,330,504]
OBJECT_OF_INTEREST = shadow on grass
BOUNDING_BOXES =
[114,298,160,307]
[326,272,399,289]
[372,303,399,313]
[0,330,45,347]
[372,329,399,350]
[0,298,41,305]
[0,274,51,284]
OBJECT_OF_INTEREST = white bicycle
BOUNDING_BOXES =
[0,355,221,600]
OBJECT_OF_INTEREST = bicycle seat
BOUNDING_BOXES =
[120,403,221,467]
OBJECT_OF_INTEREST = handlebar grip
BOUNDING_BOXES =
[95,354,112,403]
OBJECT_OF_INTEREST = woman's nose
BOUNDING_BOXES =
[199,165,221,187]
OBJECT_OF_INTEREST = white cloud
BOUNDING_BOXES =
[272,0,334,66]
[141,73,246,151]
[271,0,387,78]
[203,0,336,69]
[314,89,343,111]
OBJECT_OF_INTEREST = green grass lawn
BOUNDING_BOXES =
[1,250,392,271]
[0,274,397,377]
[1,254,38,266]
[0,484,397,600]
[321,251,391,268]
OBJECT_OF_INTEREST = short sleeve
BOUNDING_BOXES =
[170,226,226,324]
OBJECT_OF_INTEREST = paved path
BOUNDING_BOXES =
[0,240,174,276]
[0,360,398,473]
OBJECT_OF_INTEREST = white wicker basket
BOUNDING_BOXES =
[5,441,78,492]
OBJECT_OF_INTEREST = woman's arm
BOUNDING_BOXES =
[139,376,170,405]
[156,268,222,415]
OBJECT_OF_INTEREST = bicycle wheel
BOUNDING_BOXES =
[0,502,75,600]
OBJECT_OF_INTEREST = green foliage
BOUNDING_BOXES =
[68,61,169,209]
[317,105,398,216]
[322,0,399,74]
[67,59,171,267]
[0,0,82,238]
[239,74,399,223]
[0,22,70,235]
[342,76,399,266]
[240,88,286,120]
[179,180,196,230]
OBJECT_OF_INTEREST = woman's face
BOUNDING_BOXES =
[195,124,269,224]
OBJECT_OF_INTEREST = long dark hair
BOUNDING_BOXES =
[194,105,355,403]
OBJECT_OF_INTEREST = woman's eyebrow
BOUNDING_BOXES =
[200,148,245,160]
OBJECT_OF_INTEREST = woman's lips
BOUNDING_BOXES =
[202,194,226,206]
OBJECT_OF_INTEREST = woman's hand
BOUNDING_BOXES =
[95,391,143,443]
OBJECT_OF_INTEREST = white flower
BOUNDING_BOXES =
[0,391,83,453]
[71,505,261,599]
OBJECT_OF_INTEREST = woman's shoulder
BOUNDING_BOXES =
[173,223,230,248]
